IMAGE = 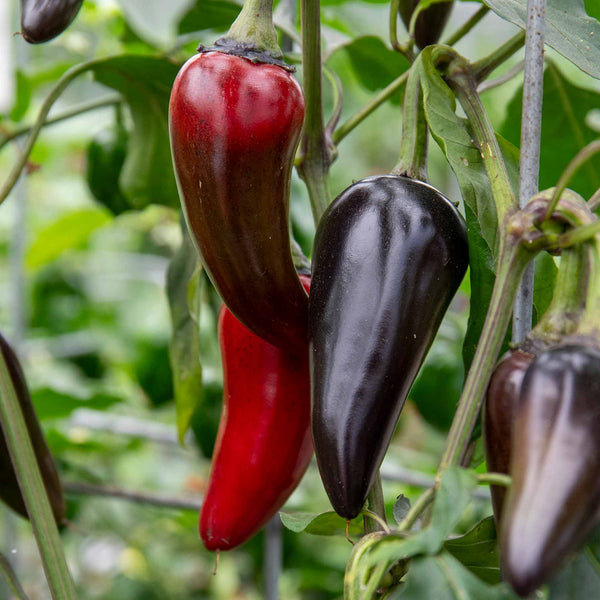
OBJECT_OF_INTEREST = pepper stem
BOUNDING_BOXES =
[439,48,518,233]
[573,230,600,337]
[363,473,387,533]
[225,0,282,58]
[391,63,428,181]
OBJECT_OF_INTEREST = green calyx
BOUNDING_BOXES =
[392,60,428,181]
[217,0,284,63]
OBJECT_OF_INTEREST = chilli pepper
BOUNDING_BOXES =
[20,0,84,44]
[500,344,600,597]
[169,0,308,352]
[200,276,312,551]
[310,175,468,519]
[498,212,600,597]
[398,0,454,49]
[484,225,590,523]
[0,333,65,524]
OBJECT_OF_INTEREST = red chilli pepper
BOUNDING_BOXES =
[169,50,308,352]
[200,276,312,551]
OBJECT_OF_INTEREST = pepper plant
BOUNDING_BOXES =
[1,0,600,599]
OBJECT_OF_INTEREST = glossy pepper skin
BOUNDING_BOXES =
[0,333,65,524]
[310,175,468,519]
[20,0,84,44]
[200,276,312,551]
[169,51,308,352]
[398,0,454,49]
[501,344,600,597]
[484,346,536,522]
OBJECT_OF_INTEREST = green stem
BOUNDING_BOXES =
[532,240,588,342]
[363,473,388,534]
[297,0,332,224]
[362,510,390,534]
[391,64,427,180]
[441,49,518,228]
[0,59,100,207]
[0,95,122,152]
[477,472,511,488]
[389,0,402,51]
[226,0,281,56]
[573,230,600,335]
[439,240,530,469]
[332,70,409,145]
[443,5,490,47]
[0,552,30,600]
[397,487,435,533]
[473,31,526,82]
[545,140,600,220]
[0,356,77,599]
[558,220,600,248]
[332,8,508,147]
[589,187,600,211]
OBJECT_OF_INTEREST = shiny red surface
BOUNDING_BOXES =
[199,277,312,551]
[169,51,308,351]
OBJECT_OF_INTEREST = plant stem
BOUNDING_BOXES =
[589,187,600,211]
[558,220,600,248]
[0,552,30,600]
[0,95,122,152]
[397,487,435,533]
[333,7,510,147]
[392,65,427,180]
[443,5,490,47]
[442,50,518,228]
[297,0,332,224]
[332,70,409,145]
[0,355,77,599]
[363,473,388,534]
[226,0,281,56]
[0,59,100,207]
[472,31,526,82]
[439,240,531,469]
[545,140,600,220]
[477,473,512,488]
[63,480,202,511]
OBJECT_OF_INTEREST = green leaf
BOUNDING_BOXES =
[31,388,122,420]
[500,62,600,201]
[178,0,242,34]
[280,511,364,537]
[444,516,501,584]
[90,56,181,210]
[393,495,412,526]
[26,209,111,271]
[166,221,203,443]
[391,552,517,599]
[328,36,410,99]
[364,467,478,568]
[417,48,513,371]
[10,71,32,122]
[483,0,600,79]
[549,549,600,598]
[585,0,600,20]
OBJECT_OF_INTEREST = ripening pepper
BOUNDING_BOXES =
[398,0,454,49]
[0,333,65,524]
[20,0,84,44]
[484,219,590,524]
[310,175,468,519]
[200,276,313,551]
[169,48,308,352]
[500,344,600,597]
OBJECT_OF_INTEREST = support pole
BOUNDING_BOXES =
[513,0,546,342]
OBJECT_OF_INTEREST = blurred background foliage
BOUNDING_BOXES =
[0,0,599,598]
